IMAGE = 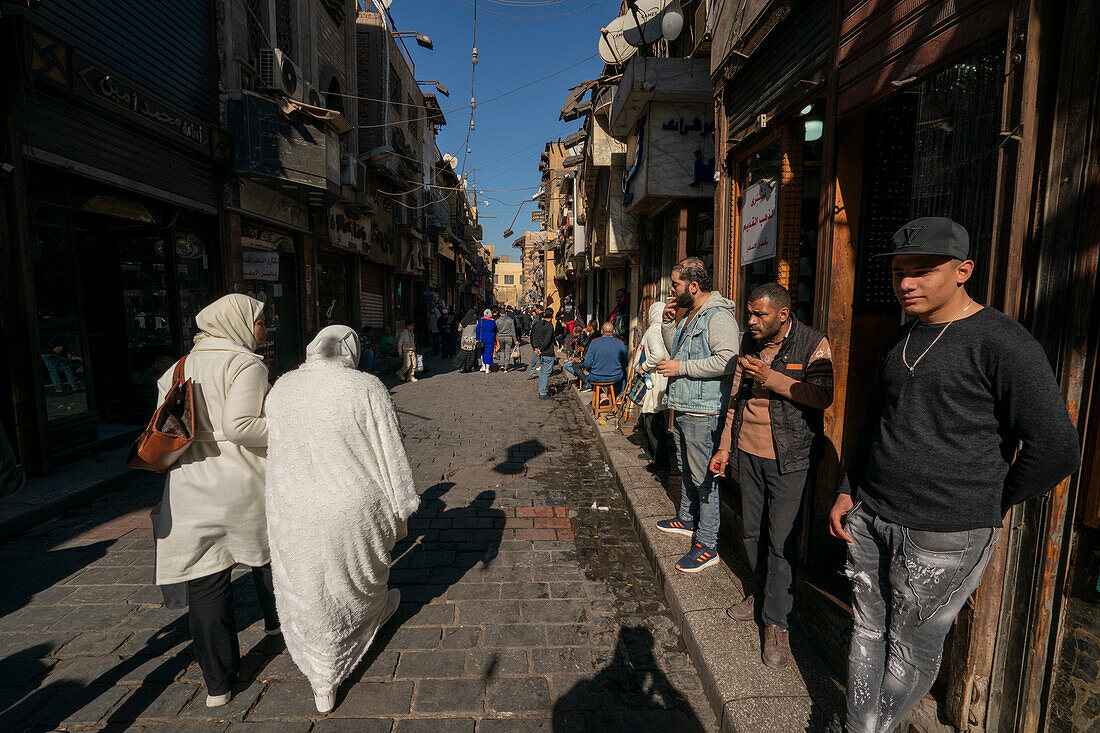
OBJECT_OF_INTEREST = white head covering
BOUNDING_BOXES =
[483,309,492,317]
[647,300,667,330]
[306,325,360,369]
[194,294,266,349]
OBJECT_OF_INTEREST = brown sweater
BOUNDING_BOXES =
[718,335,832,459]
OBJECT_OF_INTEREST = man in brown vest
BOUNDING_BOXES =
[711,283,833,668]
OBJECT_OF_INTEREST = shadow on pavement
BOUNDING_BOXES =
[551,625,706,732]
[0,540,112,618]
[0,572,278,730]
[493,439,547,475]
[341,483,505,692]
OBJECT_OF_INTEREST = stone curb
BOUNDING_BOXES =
[565,383,835,732]
[0,445,139,543]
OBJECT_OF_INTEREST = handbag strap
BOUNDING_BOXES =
[171,355,188,387]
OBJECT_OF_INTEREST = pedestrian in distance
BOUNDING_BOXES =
[711,282,833,669]
[496,308,518,371]
[395,321,417,383]
[654,257,740,574]
[828,217,1080,733]
[428,303,441,355]
[455,309,480,373]
[439,307,458,359]
[476,309,499,373]
[265,325,418,714]
[149,294,280,708]
[635,300,672,474]
[530,307,556,399]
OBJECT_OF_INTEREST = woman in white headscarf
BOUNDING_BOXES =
[265,325,419,713]
[635,300,672,472]
[151,293,279,708]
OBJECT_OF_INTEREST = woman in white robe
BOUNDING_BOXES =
[151,293,279,708]
[265,325,419,713]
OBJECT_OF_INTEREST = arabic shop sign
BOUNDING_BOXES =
[242,250,280,281]
[328,203,370,253]
[623,103,715,211]
[740,180,778,266]
[74,55,210,150]
[531,211,548,222]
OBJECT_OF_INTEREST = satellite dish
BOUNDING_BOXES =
[598,14,639,65]
[621,0,669,47]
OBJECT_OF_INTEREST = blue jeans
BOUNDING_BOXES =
[564,360,588,387]
[536,355,555,396]
[844,503,999,733]
[672,413,722,548]
[42,353,78,392]
[360,348,375,371]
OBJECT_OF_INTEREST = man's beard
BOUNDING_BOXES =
[674,291,694,309]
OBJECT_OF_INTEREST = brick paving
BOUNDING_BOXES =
[0,348,717,732]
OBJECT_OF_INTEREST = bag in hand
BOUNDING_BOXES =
[127,357,195,472]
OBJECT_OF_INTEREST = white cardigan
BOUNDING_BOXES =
[636,322,670,414]
[152,337,271,585]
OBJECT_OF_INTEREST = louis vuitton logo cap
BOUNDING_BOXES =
[874,216,970,261]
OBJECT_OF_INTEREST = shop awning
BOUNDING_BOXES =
[560,80,598,121]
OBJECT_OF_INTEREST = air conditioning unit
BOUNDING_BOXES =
[259,48,307,102]
[342,155,365,190]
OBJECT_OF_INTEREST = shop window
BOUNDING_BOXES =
[31,213,90,421]
[855,48,1005,311]
[317,256,349,327]
[738,139,783,304]
[174,230,215,346]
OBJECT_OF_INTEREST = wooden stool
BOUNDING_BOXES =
[591,382,617,419]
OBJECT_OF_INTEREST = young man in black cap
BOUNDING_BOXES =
[829,217,1080,733]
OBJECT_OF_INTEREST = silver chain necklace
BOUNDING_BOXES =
[901,300,974,377]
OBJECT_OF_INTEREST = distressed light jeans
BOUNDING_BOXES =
[844,502,999,733]
[673,413,722,548]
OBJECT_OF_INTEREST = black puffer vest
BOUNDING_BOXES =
[732,318,828,474]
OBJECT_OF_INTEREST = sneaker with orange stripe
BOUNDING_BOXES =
[655,517,696,537]
[676,542,720,573]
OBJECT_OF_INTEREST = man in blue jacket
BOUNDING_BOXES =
[581,323,629,393]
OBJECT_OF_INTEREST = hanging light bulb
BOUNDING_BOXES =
[470,96,476,110]
[470,119,475,131]
[471,47,478,65]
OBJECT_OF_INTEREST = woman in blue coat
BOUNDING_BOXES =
[475,309,499,373]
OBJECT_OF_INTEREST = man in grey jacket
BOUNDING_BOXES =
[655,257,740,573]
[495,310,518,371]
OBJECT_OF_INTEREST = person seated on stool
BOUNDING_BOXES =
[579,322,629,396]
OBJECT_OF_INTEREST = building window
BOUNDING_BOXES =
[326,77,344,114]
[855,47,1005,310]
[275,0,294,58]
[504,275,514,285]
[494,274,499,284]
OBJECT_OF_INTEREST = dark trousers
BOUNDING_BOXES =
[186,565,279,695]
[738,450,808,630]
[441,332,457,358]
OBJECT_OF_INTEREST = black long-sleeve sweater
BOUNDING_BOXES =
[840,307,1081,531]
[530,318,555,353]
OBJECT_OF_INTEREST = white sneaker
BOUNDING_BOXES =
[382,587,401,626]
[409,376,418,382]
[206,692,232,707]
[315,691,336,713]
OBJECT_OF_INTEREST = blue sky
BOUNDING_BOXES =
[382,0,614,259]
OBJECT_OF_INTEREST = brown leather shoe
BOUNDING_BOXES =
[725,594,755,621]
[762,625,791,669]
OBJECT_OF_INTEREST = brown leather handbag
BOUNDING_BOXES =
[127,356,195,472]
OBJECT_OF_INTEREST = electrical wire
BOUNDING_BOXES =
[454,0,608,21]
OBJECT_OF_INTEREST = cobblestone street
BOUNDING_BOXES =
[0,349,717,732]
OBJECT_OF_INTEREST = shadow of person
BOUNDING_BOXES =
[493,439,547,475]
[551,625,705,732]
[344,485,504,684]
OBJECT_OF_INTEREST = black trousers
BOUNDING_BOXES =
[186,564,279,695]
[738,450,808,630]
